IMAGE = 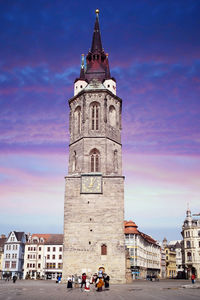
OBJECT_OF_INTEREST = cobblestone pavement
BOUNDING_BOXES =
[0,279,200,300]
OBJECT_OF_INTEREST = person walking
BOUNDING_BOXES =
[67,276,73,289]
[104,274,110,290]
[191,273,195,284]
[81,273,87,289]
[13,275,17,283]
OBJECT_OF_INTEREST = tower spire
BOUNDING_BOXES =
[91,9,103,53]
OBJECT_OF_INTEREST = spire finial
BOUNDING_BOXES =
[95,9,99,15]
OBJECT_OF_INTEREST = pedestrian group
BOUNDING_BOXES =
[66,270,110,292]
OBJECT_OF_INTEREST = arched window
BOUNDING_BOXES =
[101,244,107,255]
[90,148,100,172]
[74,106,81,134]
[91,102,100,130]
[109,105,116,127]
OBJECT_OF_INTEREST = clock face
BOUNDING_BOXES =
[81,175,102,194]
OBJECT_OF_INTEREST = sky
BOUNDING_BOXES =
[0,0,200,242]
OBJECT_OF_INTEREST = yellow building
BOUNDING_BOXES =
[165,245,176,278]
[0,234,7,279]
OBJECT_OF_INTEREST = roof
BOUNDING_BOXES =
[76,10,111,83]
[30,234,63,245]
[124,220,139,234]
[14,231,25,241]
[124,220,158,245]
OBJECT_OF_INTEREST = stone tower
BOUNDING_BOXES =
[63,10,126,283]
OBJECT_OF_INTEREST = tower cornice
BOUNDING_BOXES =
[68,89,122,106]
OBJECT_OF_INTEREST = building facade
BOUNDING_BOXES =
[182,208,200,279]
[2,231,26,278]
[63,10,126,283]
[24,234,63,280]
[165,244,176,278]
[168,240,184,277]
[125,221,161,279]
[0,234,7,279]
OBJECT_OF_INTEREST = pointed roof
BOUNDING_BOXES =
[75,9,113,84]
[91,9,103,53]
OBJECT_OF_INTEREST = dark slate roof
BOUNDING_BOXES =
[76,10,111,83]
[14,231,25,241]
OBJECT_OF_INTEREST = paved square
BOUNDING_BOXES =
[0,279,199,300]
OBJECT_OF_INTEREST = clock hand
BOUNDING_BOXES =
[89,177,96,187]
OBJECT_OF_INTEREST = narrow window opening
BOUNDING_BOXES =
[101,244,107,255]
[90,149,100,172]
[89,241,91,245]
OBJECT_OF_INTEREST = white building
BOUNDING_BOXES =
[124,221,161,279]
[181,208,200,279]
[24,234,63,280]
[3,231,26,278]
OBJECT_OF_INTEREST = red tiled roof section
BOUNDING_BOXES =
[124,220,139,234]
[31,234,63,245]
[124,220,158,245]
[139,232,157,245]
[31,234,51,243]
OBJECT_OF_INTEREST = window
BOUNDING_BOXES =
[187,252,192,261]
[5,261,10,269]
[58,263,63,269]
[59,247,62,252]
[101,244,107,255]
[52,255,55,259]
[53,247,56,252]
[90,148,100,172]
[11,261,16,269]
[199,241,200,247]
[39,247,41,251]
[47,247,50,252]
[187,241,191,248]
[27,263,29,268]
[91,102,100,130]
[38,255,41,259]
[59,255,62,260]
[47,255,50,259]
[38,263,41,268]
[198,231,200,237]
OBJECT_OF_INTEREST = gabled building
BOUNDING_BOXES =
[124,221,161,279]
[168,240,184,277]
[24,234,63,280]
[164,243,177,278]
[0,234,7,279]
[2,231,27,278]
[181,208,200,279]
